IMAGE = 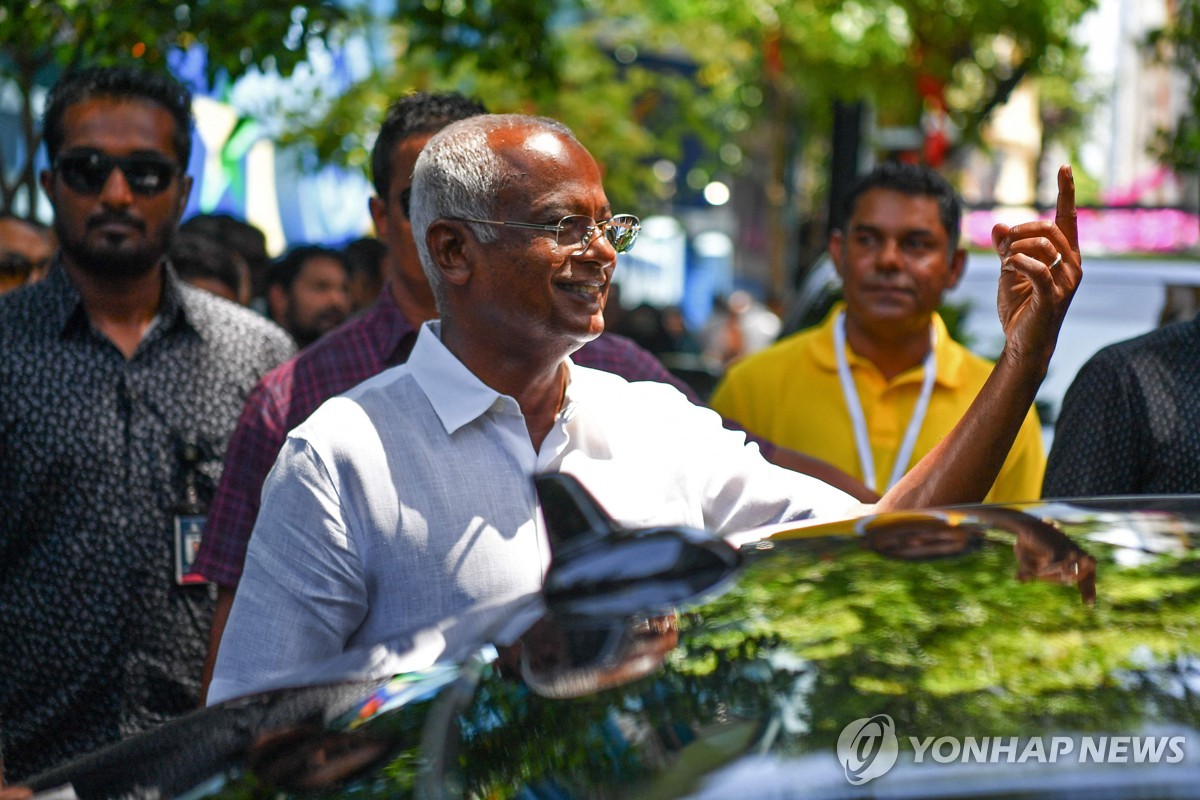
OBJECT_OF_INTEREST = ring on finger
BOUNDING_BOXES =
[1048,253,1063,270]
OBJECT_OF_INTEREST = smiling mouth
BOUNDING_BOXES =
[557,281,605,298]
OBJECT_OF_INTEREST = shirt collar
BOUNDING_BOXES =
[408,321,580,435]
[41,258,196,340]
[40,259,84,335]
[812,301,967,389]
[408,320,506,435]
[157,262,195,332]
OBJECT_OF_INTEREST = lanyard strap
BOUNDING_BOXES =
[834,311,937,493]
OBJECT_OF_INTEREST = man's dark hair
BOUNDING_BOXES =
[268,244,348,292]
[370,92,487,197]
[42,66,194,167]
[838,161,963,252]
[342,236,386,283]
[171,232,246,300]
[181,213,270,298]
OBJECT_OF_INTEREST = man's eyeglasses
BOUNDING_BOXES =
[53,151,183,196]
[0,252,48,280]
[454,214,641,254]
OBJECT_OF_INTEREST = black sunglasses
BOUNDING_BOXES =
[54,151,182,196]
[0,252,43,278]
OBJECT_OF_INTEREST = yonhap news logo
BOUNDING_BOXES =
[837,714,899,785]
[836,715,1187,785]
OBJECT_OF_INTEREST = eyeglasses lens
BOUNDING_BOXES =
[558,215,640,254]
[0,252,34,278]
[605,215,640,253]
[57,153,178,196]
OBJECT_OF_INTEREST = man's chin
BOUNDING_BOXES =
[66,244,161,280]
[309,314,349,339]
[582,314,606,342]
[556,320,604,360]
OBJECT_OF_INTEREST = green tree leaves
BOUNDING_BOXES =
[0,0,350,216]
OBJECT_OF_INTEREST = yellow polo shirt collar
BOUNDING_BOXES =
[811,302,969,389]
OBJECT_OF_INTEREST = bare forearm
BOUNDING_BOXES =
[878,350,1045,511]
[764,445,880,503]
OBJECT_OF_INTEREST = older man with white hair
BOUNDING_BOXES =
[210,113,1081,704]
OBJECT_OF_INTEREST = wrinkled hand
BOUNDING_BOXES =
[990,165,1082,367]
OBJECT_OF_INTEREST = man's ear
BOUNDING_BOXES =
[267,284,289,324]
[368,196,388,239]
[829,230,846,280]
[946,247,967,290]
[426,220,472,287]
[39,169,55,207]
[175,174,193,221]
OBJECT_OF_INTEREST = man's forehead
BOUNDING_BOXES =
[492,125,605,202]
[299,255,345,273]
[0,218,40,238]
[850,190,946,234]
[0,220,51,251]
[391,133,433,171]
[59,96,181,157]
[490,125,575,166]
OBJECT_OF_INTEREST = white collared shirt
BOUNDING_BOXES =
[210,321,855,703]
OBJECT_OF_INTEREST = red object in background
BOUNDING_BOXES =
[764,28,783,78]
[924,108,950,167]
[916,72,943,102]
[917,73,950,167]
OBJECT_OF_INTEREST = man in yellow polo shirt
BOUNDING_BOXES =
[710,162,1044,503]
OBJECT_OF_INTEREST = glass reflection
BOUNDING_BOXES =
[436,505,1200,798]
[859,507,1097,605]
[504,612,681,699]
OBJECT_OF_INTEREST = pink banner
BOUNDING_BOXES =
[964,207,1200,254]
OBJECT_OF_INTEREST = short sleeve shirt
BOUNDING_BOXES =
[710,304,1046,503]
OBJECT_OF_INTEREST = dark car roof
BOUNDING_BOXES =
[27,491,1200,799]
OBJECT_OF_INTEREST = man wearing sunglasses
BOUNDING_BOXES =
[0,215,55,294]
[209,114,1082,704]
[0,66,293,781]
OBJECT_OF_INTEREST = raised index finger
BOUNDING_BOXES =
[1055,164,1079,256]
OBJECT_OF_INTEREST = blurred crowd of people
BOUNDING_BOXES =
[1,210,387,357]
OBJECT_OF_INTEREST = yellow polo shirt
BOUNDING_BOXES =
[710,304,1045,503]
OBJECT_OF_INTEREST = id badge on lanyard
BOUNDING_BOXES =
[174,513,208,585]
[173,433,212,585]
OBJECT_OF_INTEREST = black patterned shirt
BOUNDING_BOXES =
[1043,317,1200,497]
[0,262,294,781]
